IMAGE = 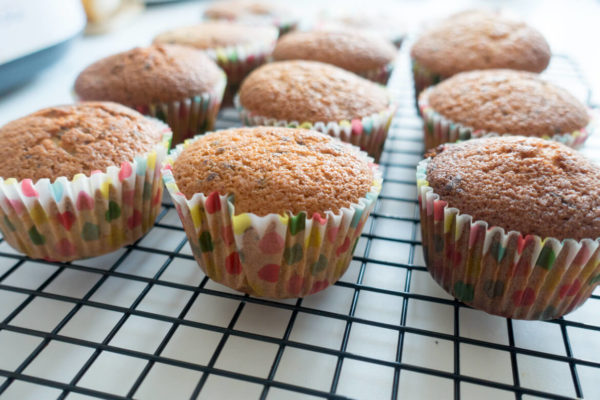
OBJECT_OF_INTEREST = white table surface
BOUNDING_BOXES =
[0,1,599,400]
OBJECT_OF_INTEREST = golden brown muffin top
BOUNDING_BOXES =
[0,102,167,182]
[203,0,287,20]
[74,45,224,106]
[173,127,374,216]
[426,136,600,240]
[153,22,277,49]
[272,30,396,73]
[411,10,551,77]
[425,69,589,137]
[238,60,390,122]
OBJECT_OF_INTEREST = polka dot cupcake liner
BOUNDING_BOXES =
[0,130,172,262]
[203,30,278,104]
[418,87,596,152]
[361,62,395,85]
[133,73,226,146]
[234,96,397,162]
[162,133,382,299]
[417,158,600,320]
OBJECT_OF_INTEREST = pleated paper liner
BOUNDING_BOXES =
[234,96,397,162]
[162,133,382,299]
[133,73,226,146]
[0,130,172,262]
[417,159,600,320]
[203,31,278,105]
[361,62,395,85]
[418,87,596,152]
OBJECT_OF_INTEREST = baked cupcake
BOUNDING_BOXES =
[272,30,397,84]
[0,102,171,261]
[236,60,396,160]
[418,136,600,320]
[203,0,297,36]
[74,45,226,145]
[162,127,381,298]
[314,13,406,49]
[411,10,551,98]
[153,22,278,104]
[419,69,594,150]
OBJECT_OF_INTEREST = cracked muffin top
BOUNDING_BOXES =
[424,69,589,137]
[411,10,551,78]
[238,60,389,122]
[74,45,223,106]
[173,126,374,216]
[0,102,167,181]
[426,136,600,240]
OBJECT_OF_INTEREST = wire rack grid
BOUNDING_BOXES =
[0,51,599,400]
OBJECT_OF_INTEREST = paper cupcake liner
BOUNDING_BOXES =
[0,130,172,262]
[162,133,382,299]
[275,20,297,36]
[203,33,277,104]
[417,158,600,320]
[131,74,226,146]
[418,87,596,151]
[234,96,397,162]
[411,59,443,104]
[360,62,395,85]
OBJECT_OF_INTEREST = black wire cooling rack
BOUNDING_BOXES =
[0,53,598,400]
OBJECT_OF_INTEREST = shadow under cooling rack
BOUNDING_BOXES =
[0,52,599,400]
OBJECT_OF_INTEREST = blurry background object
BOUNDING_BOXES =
[82,0,143,34]
[0,0,86,94]
[313,11,406,48]
[202,0,298,36]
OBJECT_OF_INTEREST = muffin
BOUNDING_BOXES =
[411,10,551,98]
[153,22,277,105]
[419,69,594,150]
[314,13,406,49]
[272,30,397,84]
[74,45,226,145]
[163,127,381,298]
[0,102,171,261]
[203,0,297,36]
[236,60,396,160]
[417,136,600,320]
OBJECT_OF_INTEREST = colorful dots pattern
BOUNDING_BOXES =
[417,157,600,319]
